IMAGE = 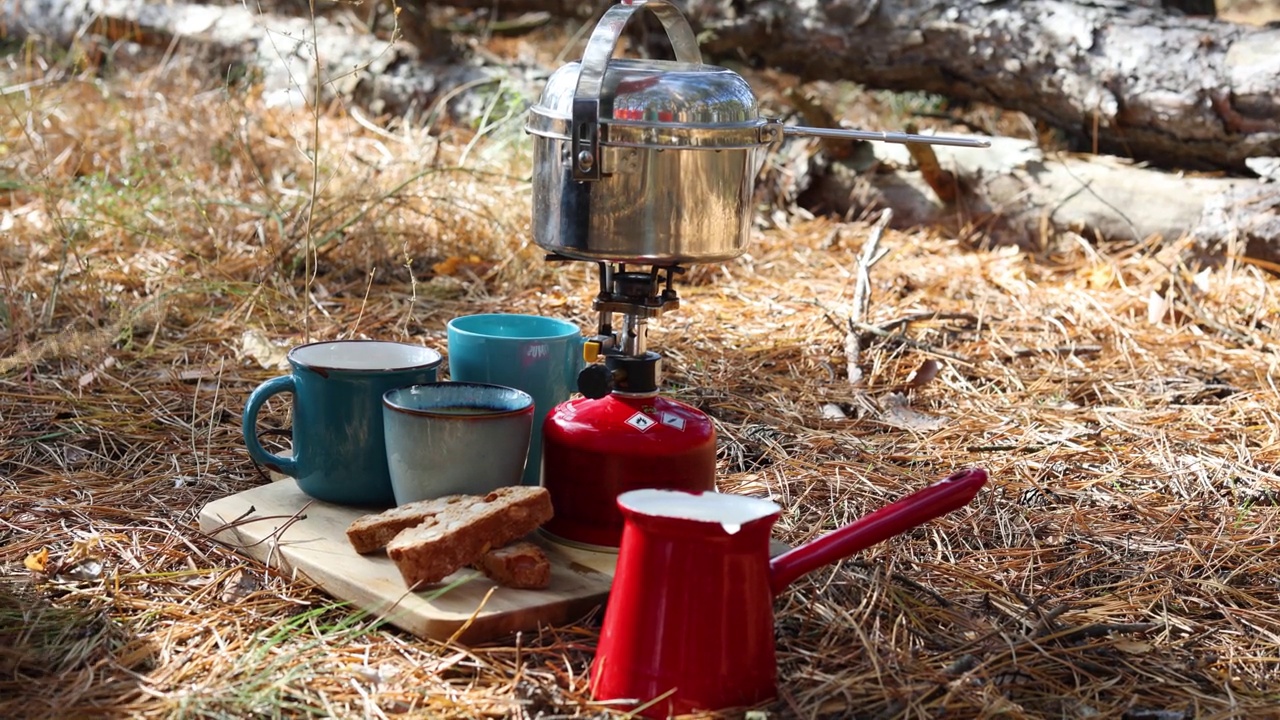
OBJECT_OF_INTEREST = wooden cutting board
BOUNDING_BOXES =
[198,479,619,644]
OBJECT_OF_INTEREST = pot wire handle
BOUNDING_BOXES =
[572,0,702,181]
[782,125,992,148]
[768,467,989,596]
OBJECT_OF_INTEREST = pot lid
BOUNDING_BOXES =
[531,58,759,127]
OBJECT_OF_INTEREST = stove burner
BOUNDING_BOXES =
[573,261,684,396]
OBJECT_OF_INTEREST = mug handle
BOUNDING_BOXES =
[242,375,298,477]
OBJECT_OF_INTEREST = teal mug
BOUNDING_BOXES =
[242,339,443,507]
[446,314,584,486]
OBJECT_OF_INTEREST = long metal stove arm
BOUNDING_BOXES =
[782,124,992,148]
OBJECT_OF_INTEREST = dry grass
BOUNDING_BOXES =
[3,16,1280,720]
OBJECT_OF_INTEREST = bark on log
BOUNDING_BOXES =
[694,0,1280,174]
[787,136,1280,274]
[0,0,521,120]
[418,0,1280,174]
[1161,0,1217,16]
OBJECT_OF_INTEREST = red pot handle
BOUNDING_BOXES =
[768,467,988,596]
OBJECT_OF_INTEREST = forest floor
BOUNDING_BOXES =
[2,4,1280,719]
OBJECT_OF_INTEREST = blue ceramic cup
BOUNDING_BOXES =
[382,382,535,504]
[446,314,583,486]
[241,340,442,507]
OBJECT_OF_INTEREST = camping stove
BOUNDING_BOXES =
[527,0,990,550]
[540,261,716,549]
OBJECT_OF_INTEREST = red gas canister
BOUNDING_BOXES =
[541,391,716,549]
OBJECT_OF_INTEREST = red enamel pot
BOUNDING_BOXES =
[589,467,989,718]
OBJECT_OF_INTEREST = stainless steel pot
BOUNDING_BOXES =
[525,0,988,265]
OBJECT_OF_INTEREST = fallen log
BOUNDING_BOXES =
[790,135,1280,273]
[694,0,1276,173]
[419,0,1280,174]
[0,0,529,121]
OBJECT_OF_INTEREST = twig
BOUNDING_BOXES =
[263,500,314,570]
[877,311,981,334]
[349,106,405,144]
[1168,260,1268,352]
[203,505,258,534]
[904,123,958,203]
[446,584,498,646]
[966,444,1045,453]
[846,559,953,607]
[850,320,974,365]
[1053,154,1143,243]
[209,501,313,553]
[847,209,893,385]
[851,210,893,326]
[203,511,310,538]
[1005,344,1104,359]
[1050,622,1159,644]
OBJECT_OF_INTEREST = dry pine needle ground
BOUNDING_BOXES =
[2,27,1280,720]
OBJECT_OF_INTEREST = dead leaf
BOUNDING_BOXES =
[24,547,49,573]
[1113,639,1153,655]
[820,402,847,419]
[432,254,492,278]
[239,329,289,370]
[1191,268,1212,294]
[220,569,260,603]
[1246,155,1280,183]
[177,369,214,382]
[67,532,103,564]
[732,474,771,497]
[354,663,398,685]
[877,392,950,432]
[62,559,103,582]
[1147,290,1171,325]
[78,355,117,388]
[1085,263,1116,290]
[905,359,941,389]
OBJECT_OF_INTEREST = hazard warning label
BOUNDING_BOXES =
[625,412,657,432]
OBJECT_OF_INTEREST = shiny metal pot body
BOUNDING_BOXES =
[525,1,772,265]
[529,128,767,264]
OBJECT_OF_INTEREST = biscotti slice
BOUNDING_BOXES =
[346,494,470,554]
[385,486,553,589]
[474,541,552,590]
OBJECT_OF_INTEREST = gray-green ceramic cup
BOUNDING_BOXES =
[241,340,442,507]
[382,382,535,504]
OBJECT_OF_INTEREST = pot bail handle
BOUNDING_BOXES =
[571,0,702,181]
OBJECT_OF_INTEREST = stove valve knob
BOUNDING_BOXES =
[578,363,614,399]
